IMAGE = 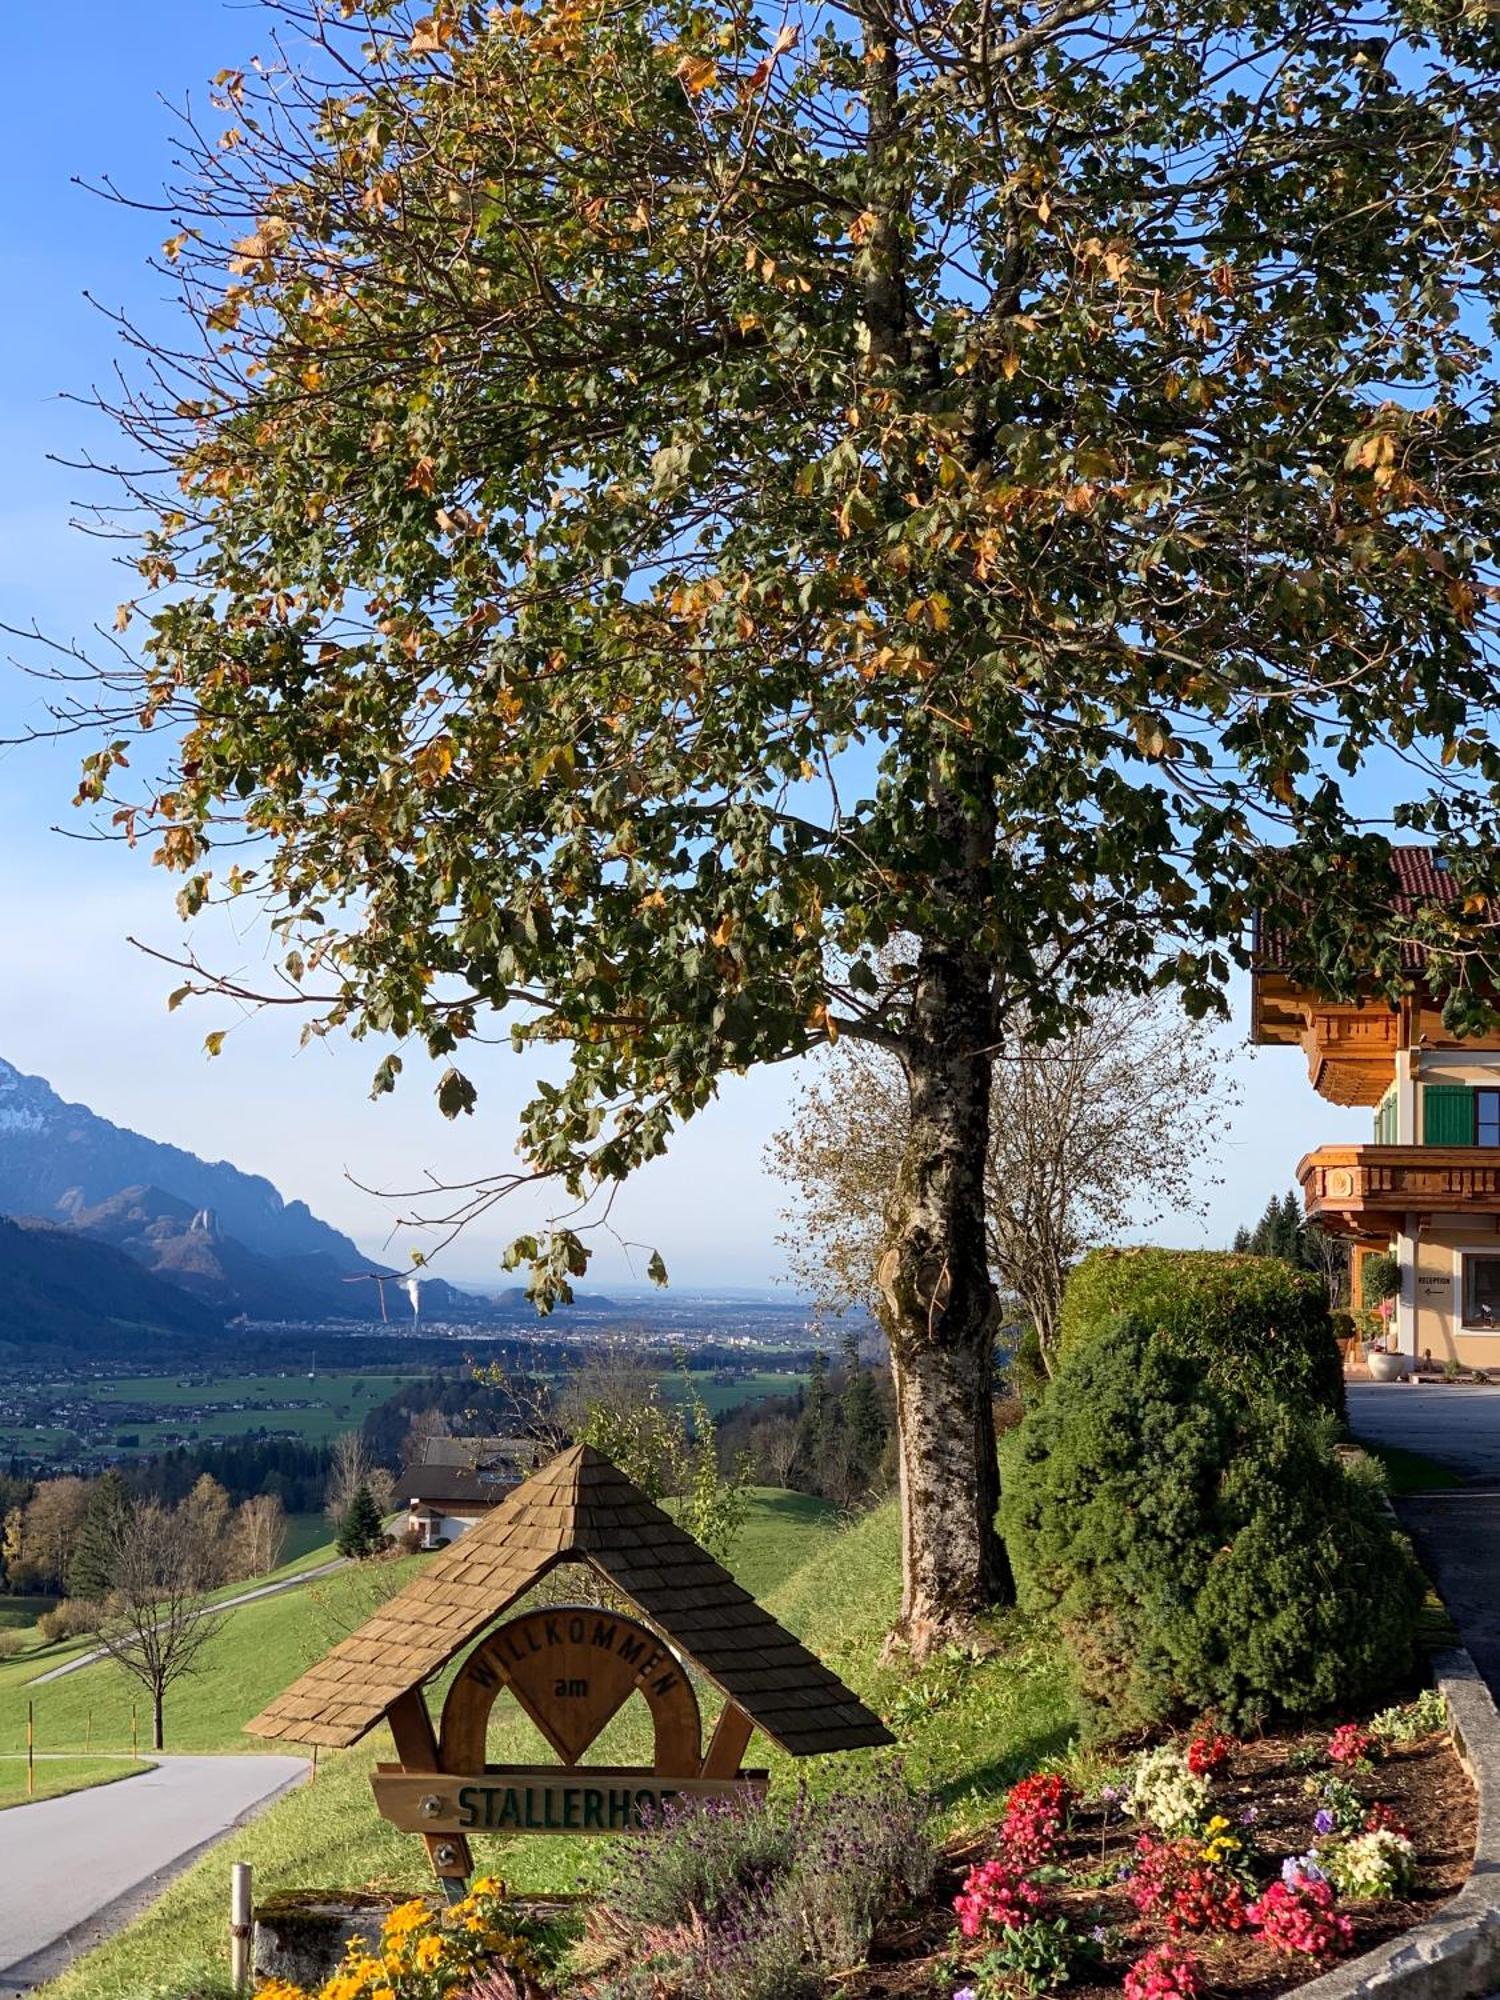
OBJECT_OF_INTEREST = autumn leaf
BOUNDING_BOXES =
[676,53,719,95]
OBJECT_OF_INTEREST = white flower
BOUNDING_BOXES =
[1124,1746,1211,1837]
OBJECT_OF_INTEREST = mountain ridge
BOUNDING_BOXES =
[0,1056,367,1268]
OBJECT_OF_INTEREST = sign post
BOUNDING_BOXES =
[248,1444,891,1887]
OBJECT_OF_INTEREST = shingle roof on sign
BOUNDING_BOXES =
[246,1442,893,1757]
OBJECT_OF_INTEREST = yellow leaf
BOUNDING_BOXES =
[163,232,188,263]
[676,53,719,95]
[848,209,880,246]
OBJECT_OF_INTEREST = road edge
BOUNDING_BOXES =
[1290,1647,1500,2000]
[0,1759,307,1997]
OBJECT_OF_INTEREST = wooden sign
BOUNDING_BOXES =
[372,1765,768,1836]
[370,1603,761,1864]
[251,1443,893,1889]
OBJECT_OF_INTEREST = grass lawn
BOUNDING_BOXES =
[0,1755,152,1811]
[34,1488,1074,2000]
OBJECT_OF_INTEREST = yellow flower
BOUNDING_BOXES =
[415,1935,445,1971]
[470,1875,507,1897]
[255,1983,309,2000]
[381,1899,431,1938]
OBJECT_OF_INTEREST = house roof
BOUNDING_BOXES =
[1252,845,1485,980]
[401,1434,541,1509]
[247,1442,893,1757]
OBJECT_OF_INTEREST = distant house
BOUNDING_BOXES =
[401,1434,544,1547]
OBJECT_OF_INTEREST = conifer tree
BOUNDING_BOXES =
[68,1471,133,1603]
[336,1484,387,1561]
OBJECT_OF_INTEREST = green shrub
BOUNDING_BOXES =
[1011,1325,1049,1407]
[1058,1248,1344,1417]
[999,1315,1423,1734]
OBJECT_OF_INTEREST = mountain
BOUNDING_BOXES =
[0,1213,219,1356]
[0,1057,366,1267]
[63,1183,498,1324]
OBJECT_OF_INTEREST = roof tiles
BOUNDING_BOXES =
[246,1442,892,1758]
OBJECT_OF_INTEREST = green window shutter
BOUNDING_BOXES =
[1424,1084,1475,1146]
[1374,1091,1397,1145]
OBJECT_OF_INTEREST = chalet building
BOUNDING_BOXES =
[402,1434,545,1547]
[1253,848,1500,1369]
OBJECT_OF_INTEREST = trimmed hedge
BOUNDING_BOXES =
[1058,1247,1345,1417]
[999,1313,1424,1734]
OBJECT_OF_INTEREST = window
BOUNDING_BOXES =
[1422,1083,1500,1146]
[1480,1090,1500,1147]
[1464,1256,1500,1328]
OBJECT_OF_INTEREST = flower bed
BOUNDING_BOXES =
[840,1695,1476,2000]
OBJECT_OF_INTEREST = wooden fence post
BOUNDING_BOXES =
[229,1861,253,1992]
[131,1704,138,1759]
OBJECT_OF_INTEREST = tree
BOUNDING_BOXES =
[95,1499,225,1750]
[336,1484,388,1560]
[326,1431,393,1527]
[179,1473,233,1586]
[69,1471,135,1603]
[48,0,1500,1653]
[771,993,1230,1368]
[1233,1189,1349,1306]
[15,1479,90,1596]
[749,1412,802,1491]
[227,1492,288,1580]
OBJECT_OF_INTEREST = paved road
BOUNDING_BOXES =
[1396,1492,1500,1699]
[29,1559,346,1686]
[1347,1381,1500,1482]
[0,1754,306,1995]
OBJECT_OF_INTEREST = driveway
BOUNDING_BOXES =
[1347,1381,1500,1483]
[0,1753,306,1995]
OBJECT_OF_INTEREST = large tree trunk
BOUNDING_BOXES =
[878,921,1014,1661]
[153,1687,165,1752]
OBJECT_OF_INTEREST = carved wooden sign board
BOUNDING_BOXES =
[247,1443,891,1885]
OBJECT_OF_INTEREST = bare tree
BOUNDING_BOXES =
[326,1430,393,1526]
[96,1500,225,1750]
[770,992,1235,1370]
[752,1414,803,1491]
[228,1493,288,1581]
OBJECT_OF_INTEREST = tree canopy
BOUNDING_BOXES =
[34,0,1500,1649]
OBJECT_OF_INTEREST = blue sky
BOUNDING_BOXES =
[0,6,1370,1290]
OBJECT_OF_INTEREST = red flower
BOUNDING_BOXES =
[1124,1834,1249,1936]
[1363,1803,1409,1837]
[996,1773,1076,1868]
[1327,1723,1375,1769]
[1185,1730,1233,1778]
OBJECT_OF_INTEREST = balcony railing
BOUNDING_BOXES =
[1298,1144,1500,1232]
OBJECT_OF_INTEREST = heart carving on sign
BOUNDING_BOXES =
[439,1605,702,1773]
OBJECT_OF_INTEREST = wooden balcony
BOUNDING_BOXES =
[1298,1144,1500,1235]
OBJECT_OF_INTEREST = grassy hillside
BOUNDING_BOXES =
[35,1489,1073,2000]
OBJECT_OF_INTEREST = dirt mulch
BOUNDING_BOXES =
[847,1724,1476,2000]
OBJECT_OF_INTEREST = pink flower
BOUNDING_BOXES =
[1124,1943,1204,2000]
[1185,1730,1233,1778]
[952,1858,1042,1938]
[996,1773,1076,1868]
[1249,1875,1355,1959]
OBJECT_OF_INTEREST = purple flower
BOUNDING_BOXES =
[954,1988,978,2000]
[1238,1805,1259,1826]
[1282,1852,1327,1886]
[1099,1783,1123,1805]
[1313,1809,1335,1837]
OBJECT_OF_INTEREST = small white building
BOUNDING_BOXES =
[401,1434,542,1547]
